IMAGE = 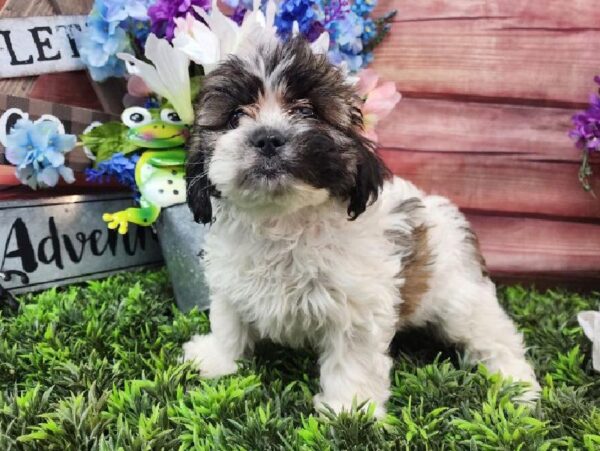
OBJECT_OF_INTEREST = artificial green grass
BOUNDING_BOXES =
[0,269,599,450]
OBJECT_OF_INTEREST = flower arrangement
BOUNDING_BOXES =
[76,0,399,169]
[79,0,395,82]
[5,0,400,201]
[570,76,600,192]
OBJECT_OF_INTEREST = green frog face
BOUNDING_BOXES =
[121,106,189,149]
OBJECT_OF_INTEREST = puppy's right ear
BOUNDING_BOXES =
[347,139,390,220]
[185,149,214,224]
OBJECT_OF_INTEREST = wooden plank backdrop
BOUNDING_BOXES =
[372,0,600,282]
[1,0,599,283]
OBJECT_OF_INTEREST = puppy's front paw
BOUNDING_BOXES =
[495,358,541,405]
[182,334,238,378]
[313,393,386,419]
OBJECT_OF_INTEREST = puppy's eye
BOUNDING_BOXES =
[292,106,315,118]
[228,108,247,129]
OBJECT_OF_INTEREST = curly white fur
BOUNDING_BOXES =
[183,176,540,417]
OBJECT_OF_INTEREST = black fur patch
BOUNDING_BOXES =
[185,147,216,224]
[195,57,264,130]
[347,137,390,220]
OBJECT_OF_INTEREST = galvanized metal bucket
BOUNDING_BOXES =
[155,203,210,312]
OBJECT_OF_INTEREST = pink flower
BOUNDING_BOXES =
[127,75,152,98]
[356,68,401,142]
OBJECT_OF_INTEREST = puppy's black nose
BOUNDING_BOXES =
[250,128,286,157]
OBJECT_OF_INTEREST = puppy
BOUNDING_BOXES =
[183,36,540,417]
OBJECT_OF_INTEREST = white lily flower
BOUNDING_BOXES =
[311,31,330,55]
[578,310,600,373]
[118,34,194,124]
[292,21,300,37]
[173,0,278,74]
[172,13,220,72]
[238,0,277,38]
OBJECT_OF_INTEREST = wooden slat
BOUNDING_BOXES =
[380,149,600,220]
[0,78,36,98]
[468,213,600,278]
[30,72,102,111]
[374,0,600,29]
[0,165,126,200]
[0,0,55,17]
[371,5,600,105]
[49,0,93,14]
[378,98,580,162]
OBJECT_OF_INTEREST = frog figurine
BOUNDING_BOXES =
[102,106,189,234]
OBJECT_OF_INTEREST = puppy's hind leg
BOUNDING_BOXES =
[183,296,253,378]
[430,278,540,402]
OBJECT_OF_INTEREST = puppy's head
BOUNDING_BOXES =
[186,36,390,224]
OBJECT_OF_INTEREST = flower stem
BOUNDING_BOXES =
[578,148,596,197]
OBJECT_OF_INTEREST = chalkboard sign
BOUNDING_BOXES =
[0,194,163,293]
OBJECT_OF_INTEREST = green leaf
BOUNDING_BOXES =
[79,122,139,164]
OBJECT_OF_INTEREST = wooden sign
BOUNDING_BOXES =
[0,15,86,78]
[0,194,163,294]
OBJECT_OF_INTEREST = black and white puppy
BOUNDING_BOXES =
[183,36,540,417]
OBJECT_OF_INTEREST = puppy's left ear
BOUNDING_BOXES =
[185,149,214,224]
[347,140,390,220]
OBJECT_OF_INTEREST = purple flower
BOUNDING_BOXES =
[570,76,600,190]
[323,0,350,25]
[148,0,211,40]
[570,77,600,152]
[229,5,247,25]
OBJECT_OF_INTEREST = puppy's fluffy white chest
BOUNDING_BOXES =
[203,193,404,348]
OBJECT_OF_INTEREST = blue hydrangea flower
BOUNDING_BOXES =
[79,13,130,81]
[351,0,376,17]
[86,53,128,82]
[101,0,151,22]
[325,10,366,72]
[86,153,140,193]
[361,17,376,42]
[332,11,363,51]
[328,46,363,72]
[5,119,76,190]
[275,0,324,40]
[120,17,152,42]
[79,0,155,81]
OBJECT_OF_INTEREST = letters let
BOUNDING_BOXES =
[0,25,79,66]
